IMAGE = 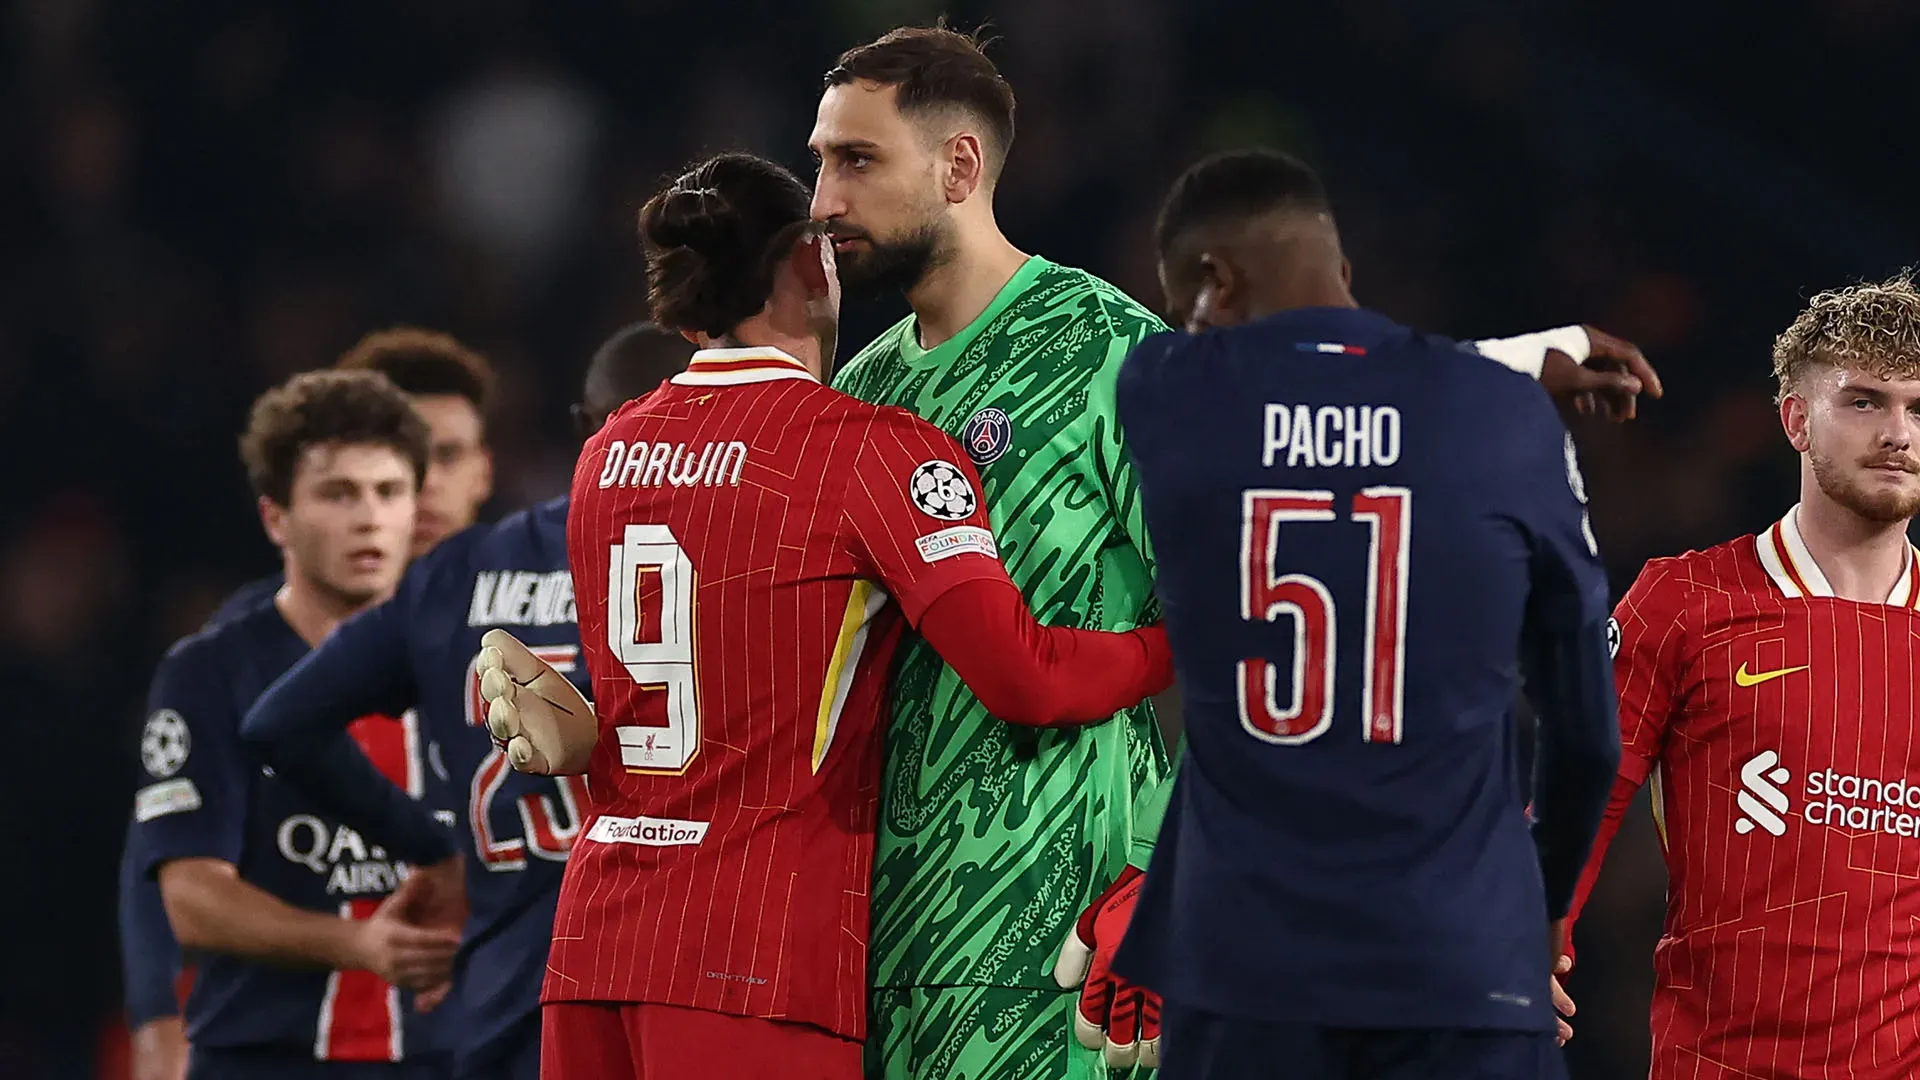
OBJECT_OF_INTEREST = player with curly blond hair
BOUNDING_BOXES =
[1562,272,1920,1080]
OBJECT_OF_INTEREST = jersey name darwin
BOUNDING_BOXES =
[597,439,748,490]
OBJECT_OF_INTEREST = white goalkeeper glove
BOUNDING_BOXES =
[474,628,597,776]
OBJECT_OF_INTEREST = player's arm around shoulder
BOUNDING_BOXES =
[836,403,1010,624]
[840,403,1175,729]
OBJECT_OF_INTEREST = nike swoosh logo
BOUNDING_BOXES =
[1735,663,1809,688]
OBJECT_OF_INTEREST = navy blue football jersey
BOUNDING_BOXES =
[242,497,585,1076]
[1110,307,1619,1032]
[129,597,444,1062]
[118,575,294,1030]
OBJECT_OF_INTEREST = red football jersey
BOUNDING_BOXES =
[546,346,1007,1040]
[1572,506,1920,1079]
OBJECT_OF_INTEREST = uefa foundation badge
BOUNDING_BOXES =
[962,407,1013,466]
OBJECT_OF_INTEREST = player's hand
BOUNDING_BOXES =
[1052,865,1161,1068]
[413,981,453,1014]
[476,628,597,776]
[398,854,467,937]
[1549,917,1575,1045]
[354,877,462,991]
[130,1016,188,1080]
[1551,970,1575,1045]
[1540,326,1664,422]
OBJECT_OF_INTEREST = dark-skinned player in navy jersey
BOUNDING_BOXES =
[237,324,694,1080]
[128,369,467,1080]
[1107,149,1624,1080]
[469,152,1174,1080]
[122,330,501,1080]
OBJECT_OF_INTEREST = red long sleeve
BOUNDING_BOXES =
[915,577,1173,728]
[1562,766,1649,967]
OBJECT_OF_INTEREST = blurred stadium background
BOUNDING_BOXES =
[4,1,1914,1076]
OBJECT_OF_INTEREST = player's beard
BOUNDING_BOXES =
[1810,445,1920,523]
[832,220,945,296]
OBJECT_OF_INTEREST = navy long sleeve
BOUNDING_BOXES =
[118,822,182,1026]
[240,597,454,867]
[1522,613,1623,918]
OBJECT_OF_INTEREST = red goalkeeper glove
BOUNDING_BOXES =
[1051,865,1161,1068]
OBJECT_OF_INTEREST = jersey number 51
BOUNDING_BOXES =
[1240,487,1409,747]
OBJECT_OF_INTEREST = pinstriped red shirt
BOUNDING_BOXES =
[1573,505,1920,1079]
[547,346,1005,1039]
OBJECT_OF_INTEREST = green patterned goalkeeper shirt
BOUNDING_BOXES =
[833,256,1170,991]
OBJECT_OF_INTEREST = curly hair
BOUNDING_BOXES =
[336,327,495,414]
[239,370,430,506]
[1772,271,1920,401]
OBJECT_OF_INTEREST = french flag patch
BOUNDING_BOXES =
[1296,342,1367,355]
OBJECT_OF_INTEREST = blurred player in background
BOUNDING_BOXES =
[1109,147,1620,1080]
[120,328,501,1080]
[338,329,497,558]
[237,324,692,1080]
[809,27,1173,1077]
[206,327,497,617]
[522,151,1172,1080]
[1563,275,1920,1080]
[128,370,463,1080]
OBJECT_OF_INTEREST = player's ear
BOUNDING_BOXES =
[943,132,985,204]
[792,231,834,300]
[258,495,288,548]
[1187,254,1239,332]
[1340,256,1353,289]
[476,445,494,505]
[1781,391,1812,452]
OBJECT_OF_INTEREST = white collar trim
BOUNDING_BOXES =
[1758,504,1918,605]
[671,346,819,387]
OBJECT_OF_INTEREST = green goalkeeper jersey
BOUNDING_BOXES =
[833,256,1169,991]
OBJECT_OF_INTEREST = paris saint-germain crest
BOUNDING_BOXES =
[962,407,1013,466]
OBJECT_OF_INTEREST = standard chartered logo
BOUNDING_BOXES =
[1735,750,1791,836]
[1736,749,1920,839]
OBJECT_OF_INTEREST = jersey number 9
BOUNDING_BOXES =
[1239,488,1410,746]
[607,524,701,773]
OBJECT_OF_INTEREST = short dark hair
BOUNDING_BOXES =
[239,370,430,506]
[573,322,693,436]
[336,327,495,415]
[1155,148,1331,263]
[636,153,815,339]
[826,24,1016,175]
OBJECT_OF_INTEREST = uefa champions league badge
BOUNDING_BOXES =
[909,460,979,521]
[141,709,191,778]
[962,407,1013,466]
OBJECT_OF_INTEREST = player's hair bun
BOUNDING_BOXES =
[637,154,814,339]
[648,186,736,252]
